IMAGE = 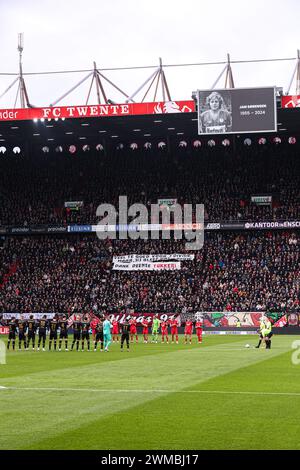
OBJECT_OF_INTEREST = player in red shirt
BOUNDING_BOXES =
[141,318,149,343]
[112,319,120,343]
[184,319,193,344]
[90,316,99,342]
[170,316,179,344]
[129,317,138,343]
[195,319,203,343]
[160,320,169,343]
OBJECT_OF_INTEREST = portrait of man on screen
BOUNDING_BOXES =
[198,91,232,134]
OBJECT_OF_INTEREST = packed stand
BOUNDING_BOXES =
[0,146,299,226]
[0,232,299,314]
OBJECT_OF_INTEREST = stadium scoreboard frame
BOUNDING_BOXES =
[196,86,277,135]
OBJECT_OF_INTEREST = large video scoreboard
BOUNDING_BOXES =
[196,87,277,135]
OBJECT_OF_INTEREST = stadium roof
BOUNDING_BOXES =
[0,106,299,147]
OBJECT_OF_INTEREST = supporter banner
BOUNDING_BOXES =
[197,87,276,135]
[0,312,178,326]
[113,261,181,270]
[109,312,292,327]
[2,313,55,320]
[180,311,287,328]
[1,312,296,327]
[158,198,177,208]
[281,95,300,108]
[0,100,195,122]
[66,312,95,327]
[287,313,300,326]
[109,312,178,325]
[113,254,194,262]
[272,314,288,327]
[0,327,9,335]
[202,312,264,328]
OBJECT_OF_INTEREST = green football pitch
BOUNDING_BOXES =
[0,334,300,450]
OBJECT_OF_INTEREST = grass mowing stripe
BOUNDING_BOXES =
[0,338,291,391]
[0,335,246,380]
[2,387,300,397]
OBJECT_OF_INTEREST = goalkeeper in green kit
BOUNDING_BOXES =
[151,315,161,343]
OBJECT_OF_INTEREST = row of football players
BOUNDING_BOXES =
[6,314,203,351]
[126,315,203,345]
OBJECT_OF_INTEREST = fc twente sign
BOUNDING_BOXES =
[0,100,195,122]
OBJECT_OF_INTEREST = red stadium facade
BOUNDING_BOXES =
[0,100,195,122]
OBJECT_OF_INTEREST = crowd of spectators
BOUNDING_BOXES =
[0,145,299,315]
[0,232,299,314]
[0,145,299,226]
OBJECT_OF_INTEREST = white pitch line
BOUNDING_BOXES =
[1,386,300,397]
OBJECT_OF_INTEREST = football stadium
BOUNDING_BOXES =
[1,30,300,454]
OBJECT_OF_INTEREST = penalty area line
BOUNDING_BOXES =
[1,386,300,397]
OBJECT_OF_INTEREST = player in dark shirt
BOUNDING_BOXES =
[81,315,91,351]
[94,318,104,352]
[27,315,37,350]
[120,320,130,352]
[49,315,59,351]
[71,315,82,351]
[58,315,69,351]
[7,317,17,350]
[37,315,48,351]
[17,315,27,350]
